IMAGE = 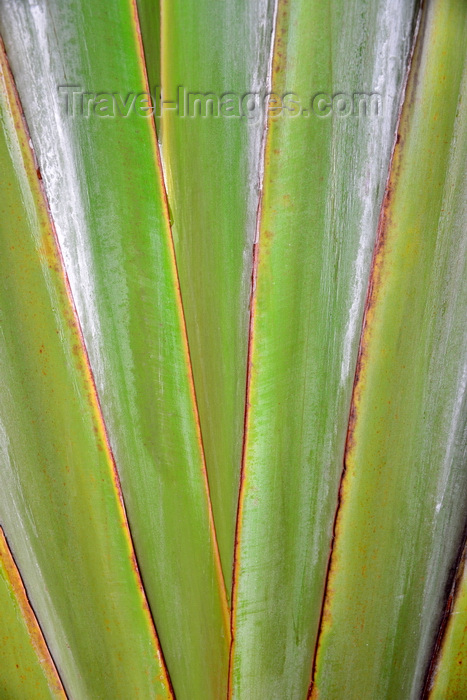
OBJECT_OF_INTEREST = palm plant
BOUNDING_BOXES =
[0,0,466,698]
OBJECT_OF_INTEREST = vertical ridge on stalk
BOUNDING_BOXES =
[308,4,423,692]
[229,0,417,697]
[311,1,467,696]
[0,36,172,698]
[160,0,276,591]
[228,0,279,691]
[132,0,229,615]
[0,1,230,697]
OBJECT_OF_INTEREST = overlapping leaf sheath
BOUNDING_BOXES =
[229,0,417,697]
[160,0,275,587]
[0,529,66,699]
[311,1,467,697]
[429,548,467,699]
[0,2,229,698]
[0,43,170,698]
